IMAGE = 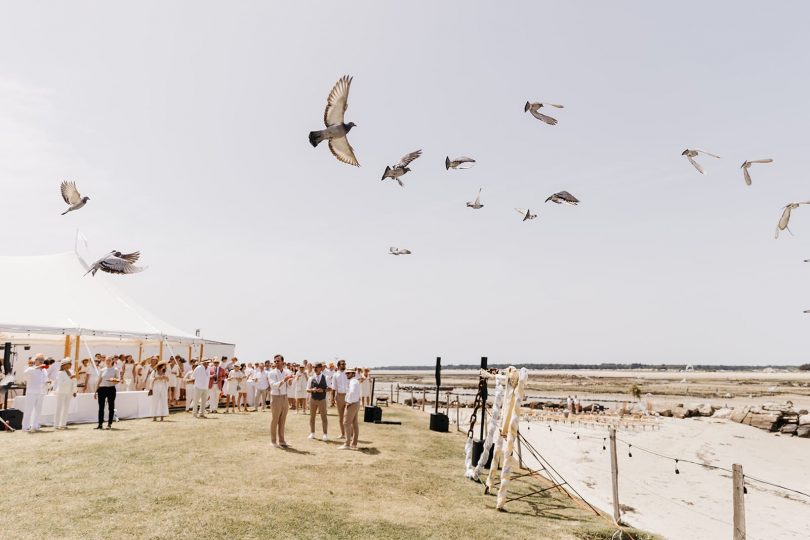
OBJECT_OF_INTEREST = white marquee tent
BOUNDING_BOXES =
[0,251,234,374]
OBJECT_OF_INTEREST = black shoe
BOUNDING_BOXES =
[94,425,103,430]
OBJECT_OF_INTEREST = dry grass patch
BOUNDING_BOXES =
[2,405,654,540]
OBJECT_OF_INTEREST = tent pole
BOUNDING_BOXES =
[63,335,71,359]
[138,343,143,362]
[199,343,205,362]
[188,345,192,362]
[159,340,164,362]
[74,335,81,373]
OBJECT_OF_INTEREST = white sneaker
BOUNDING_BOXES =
[337,435,345,440]
[322,434,328,442]
[339,444,350,450]
[307,433,315,439]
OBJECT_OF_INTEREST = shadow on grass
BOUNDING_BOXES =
[356,447,380,455]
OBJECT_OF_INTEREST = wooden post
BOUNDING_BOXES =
[396,383,399,404]
[411,389,414,409]
[137,343,143,362]
[456,394,460,431]
[446,391,451,415]
[158,340,164,362]
[199,343,205,362]
[187,345,192,362]
[733,464,746,540]
[63,335,71,359]
[74,335,81,373]
[422,389,426,411]
[390,383,393,403]
[609,427,621,524]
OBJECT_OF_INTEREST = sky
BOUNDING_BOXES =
[1,1,809,366]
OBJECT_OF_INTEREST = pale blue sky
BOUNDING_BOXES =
[1,2,809,365]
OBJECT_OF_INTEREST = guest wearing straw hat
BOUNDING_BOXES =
[53,357,77,430]
[340,367,362,450]
[307,362,329,441]
[191,359,210,418]
[184,360,197,412]
[148,359,170,421]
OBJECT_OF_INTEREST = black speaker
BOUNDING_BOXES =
[471,439,494,469]
[363,405,382,423]
[0,408,23,430]
[429,412,449,432]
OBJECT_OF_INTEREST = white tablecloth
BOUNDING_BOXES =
[13,391,153,426]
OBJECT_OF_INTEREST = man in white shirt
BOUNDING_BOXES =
[22,356,49,432]
[340,367,362,450]
[191,359,210,418]
[252,364,270,412]
[332,359,348,439]
[268,354,293,448]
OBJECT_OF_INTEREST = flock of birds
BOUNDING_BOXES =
[56,74,807,280]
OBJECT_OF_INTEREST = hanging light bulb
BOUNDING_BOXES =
[675,459,680,474]
[602,438,606,451]
[628,444,633,458]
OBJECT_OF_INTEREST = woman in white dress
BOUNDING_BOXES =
[148,361,170,421]
[54,358,77,429]
[225,365,244,413]
[361,368,372,406]
[168,357,179,406]
[295,367,308,413]
[240,363,253,412]
[121,357,135,391]
[85,358,100,395]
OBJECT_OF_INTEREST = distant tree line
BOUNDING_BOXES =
[378,362,805,371]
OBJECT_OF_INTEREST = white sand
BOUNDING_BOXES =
[520,416,810,540]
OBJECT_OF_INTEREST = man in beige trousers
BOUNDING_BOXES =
[340,367,362,450]
[332,359,348,439]
[306,362,329,441]
[268,355,293,448]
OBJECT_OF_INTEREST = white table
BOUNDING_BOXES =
[13,391,153,426]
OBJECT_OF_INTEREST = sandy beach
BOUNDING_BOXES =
[520,416,810,540]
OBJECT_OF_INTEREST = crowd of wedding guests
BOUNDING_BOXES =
[18,352,374,450]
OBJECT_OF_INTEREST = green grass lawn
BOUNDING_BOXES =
[1,404,655,539]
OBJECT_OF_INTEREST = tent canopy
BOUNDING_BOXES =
[0,251,230,346]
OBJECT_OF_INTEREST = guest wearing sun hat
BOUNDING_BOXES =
[340,367,362,450]
[53,357,78,430]
[148,359,170,421]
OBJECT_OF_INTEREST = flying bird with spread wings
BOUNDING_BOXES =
[445,156,476,170]
[60,181,90,215]
[515,208,537,221]
[775,201,810,239]
[740,159,773,186]
[545,191,579,205]
[308,75,359,166]
[524,101,564,125]
[466,188,484,209]
[389,247,412,256]
[381,149,422,187]
[682,148,720,175]
[84,251,145,276]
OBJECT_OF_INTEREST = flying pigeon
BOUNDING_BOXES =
[466,188,484,209]
[524,101,564,125]
[84,251,145,276]
[682,148,720,175]
[308,75,359,166]
[514,208,537,221]
[545,191,579,205]
[775,201,810,239]
[445,156,476,170]
[381,150,422,187]
[60,181,90,215]
[740,159,773,186]
[389,247,412,256]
